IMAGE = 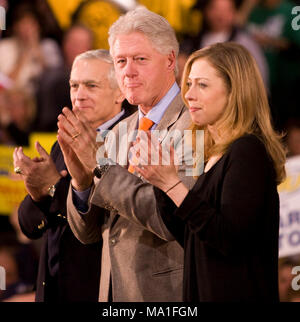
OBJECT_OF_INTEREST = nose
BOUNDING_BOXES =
[124,59,138,78]
[185,85,196,102]
[75,84,87,101]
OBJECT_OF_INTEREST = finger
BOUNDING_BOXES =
[169,139,175,166]
[13,147,20,167]
[159,141,163,165]
[32,157,44,162]
[169,139,180,166]
[63,107,85,136]
[16,147,33,168]
[134,165,148,179]
[57,128,74,147]
[35,141,49,159]
[73,109,96,140]
[57,114,78,138]
[57,133,70,161]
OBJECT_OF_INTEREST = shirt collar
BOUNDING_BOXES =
[138,82,180,127]
[96,109,125,132]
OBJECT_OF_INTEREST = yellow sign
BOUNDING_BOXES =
[73,0,123,49]
[0,133,57,215]
[47,0,123,49]
[47,0,83,29]
[138,0,202,36]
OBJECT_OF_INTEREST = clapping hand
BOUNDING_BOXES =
[129,131,180,192]
[13,141,66,201]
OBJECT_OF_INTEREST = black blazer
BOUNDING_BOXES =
[155,135,280,302]
[18,105,136,302]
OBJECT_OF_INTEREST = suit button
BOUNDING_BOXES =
[110,238,116,246]
[42,282,46,286]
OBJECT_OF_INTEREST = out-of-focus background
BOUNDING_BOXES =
[0,0,300,302]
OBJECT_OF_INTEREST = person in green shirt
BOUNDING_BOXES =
[247,0,300,130]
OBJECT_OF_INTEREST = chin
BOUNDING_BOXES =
[126,95,141,105]
[191,115,204,127]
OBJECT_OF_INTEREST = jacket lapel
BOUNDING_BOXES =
[155,93,186,143]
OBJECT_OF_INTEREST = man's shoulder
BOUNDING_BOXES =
[110,109,139,134]
[158,93,191,131]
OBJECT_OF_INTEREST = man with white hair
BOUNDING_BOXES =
[14,49,136,302]
[58,8,197,301]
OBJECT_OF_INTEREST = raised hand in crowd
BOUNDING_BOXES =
[13,141,67,201]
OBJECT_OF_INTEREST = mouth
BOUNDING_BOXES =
[189,107,202,112]
[125,83,142,89]
[74,106,92,110]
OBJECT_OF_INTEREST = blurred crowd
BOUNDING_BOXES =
[0,0,300,302]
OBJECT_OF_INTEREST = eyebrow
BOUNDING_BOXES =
[69,80,102,84]
[187,77,210,81]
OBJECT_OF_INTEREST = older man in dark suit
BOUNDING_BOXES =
[13,49,136,302]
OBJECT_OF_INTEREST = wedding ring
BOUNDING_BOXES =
[14,166,22,174]
[71,133,80,140]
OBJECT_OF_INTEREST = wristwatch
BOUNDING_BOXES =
[93,164,110,179]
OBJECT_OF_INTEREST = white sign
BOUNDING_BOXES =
[0,5,5,31]
[278,155,300,258]
[292,6,300,31]
[0,266,5,290]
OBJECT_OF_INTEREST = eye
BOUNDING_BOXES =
[87,84,97,88]
[186,81,192,88]
[198,82,207,88]
[70,83,78,89]
[116,58,126,65]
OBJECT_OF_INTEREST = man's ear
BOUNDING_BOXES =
[166,50,176,71]
[114,88,125,104]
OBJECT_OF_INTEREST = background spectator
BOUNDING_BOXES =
[0,3,63,95]
[178,0,269,87]
[285,118,300,157]
[33,24,93,132]
[0,87,36,146]
[246,0,300,130]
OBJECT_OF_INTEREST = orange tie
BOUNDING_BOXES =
[128,117,154,173]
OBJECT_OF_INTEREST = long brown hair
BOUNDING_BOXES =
[181,42,286,184]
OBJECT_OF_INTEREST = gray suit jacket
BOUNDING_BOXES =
[67,93,197,302]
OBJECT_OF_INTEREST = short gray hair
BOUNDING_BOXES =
[72,49,118,89]
[108,7,179,73]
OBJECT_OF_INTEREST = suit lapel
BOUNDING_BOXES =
[155,93,186,143]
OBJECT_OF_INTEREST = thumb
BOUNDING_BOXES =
[35,141,49,159]
[60,170,68,177]
[169,139,175,165]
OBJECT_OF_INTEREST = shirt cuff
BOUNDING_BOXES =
[72,186,91,213]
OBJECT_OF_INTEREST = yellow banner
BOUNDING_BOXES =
[47,0,84,29]
[0,133,57,215]
[47,0,123,49]
[138,0,202,36]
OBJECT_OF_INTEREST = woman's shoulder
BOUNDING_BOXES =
[228,134,269,161]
